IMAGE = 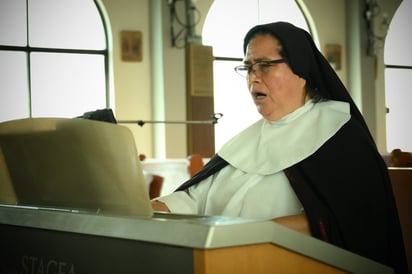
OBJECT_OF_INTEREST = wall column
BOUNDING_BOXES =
[150,0,166,158]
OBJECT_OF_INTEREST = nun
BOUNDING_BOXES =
[152,22,408,273]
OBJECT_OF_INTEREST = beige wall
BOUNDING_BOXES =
[99,0,401,158]
[303,0,347,86]
[100,0,153,157]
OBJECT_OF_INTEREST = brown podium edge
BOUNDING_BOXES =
[193,243,347,274]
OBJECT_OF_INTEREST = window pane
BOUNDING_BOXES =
[258,0,309,28]
[0,0,27,46]
[385,68,412,151]
[213,60,260,151]
[0,51,30,122]
[30,52,106,118]
[202,0,259,57]
[203,0,310,58]
[384,0,412,66]
[29,0,106,50]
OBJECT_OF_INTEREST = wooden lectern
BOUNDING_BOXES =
[0,206,393,274]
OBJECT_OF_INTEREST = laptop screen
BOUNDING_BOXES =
[0,118,153,217]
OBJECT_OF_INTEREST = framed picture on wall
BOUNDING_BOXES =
[324,44,341,70]
[121,31,142,62]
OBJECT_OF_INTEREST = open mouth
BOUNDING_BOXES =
[253,92,267,100]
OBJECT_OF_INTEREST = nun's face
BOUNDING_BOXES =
[244,34,307,121]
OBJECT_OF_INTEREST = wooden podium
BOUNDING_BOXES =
[0,206,393,274]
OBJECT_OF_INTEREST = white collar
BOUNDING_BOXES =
[217,100,351,175]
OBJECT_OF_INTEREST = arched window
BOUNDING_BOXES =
[0,0,109,122]
[202,0,312,151]
[384,0,412,151]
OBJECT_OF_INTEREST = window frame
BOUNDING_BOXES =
[0,0,110,119]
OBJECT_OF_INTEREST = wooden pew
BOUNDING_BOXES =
[388,167,412,273]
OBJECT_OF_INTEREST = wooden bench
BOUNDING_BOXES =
[388,167,412,273]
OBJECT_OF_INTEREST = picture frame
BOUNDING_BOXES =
[121,31,142,62]
[324,44,341,70]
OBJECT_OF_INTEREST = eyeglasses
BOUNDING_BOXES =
[234,58,286,78]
